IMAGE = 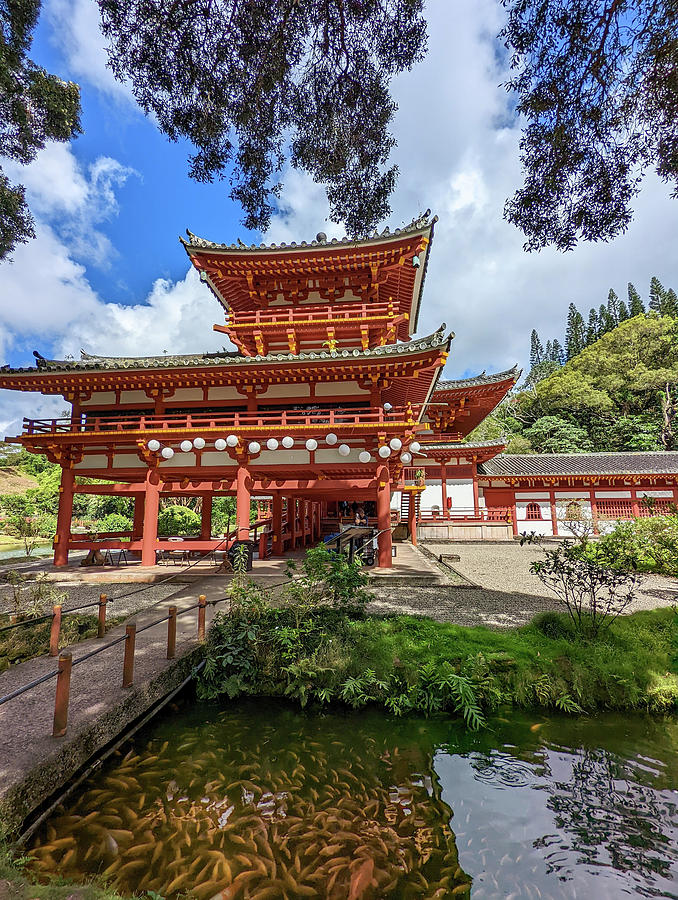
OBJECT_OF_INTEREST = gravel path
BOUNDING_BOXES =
[367,541,678,629]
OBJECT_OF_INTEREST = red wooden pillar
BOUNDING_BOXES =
[376,464,392,568]
[54,467,75,567]
[272,495,284,556]
[132,493,145,539]
[441,461,449,518]
[589,489,599,534]
[141,470,160,566]
[200,493,212,540]
[549,488,558,537]
[631,489,640,519]
[472,459,480,518]
[236,466,251,540]
[407,490,417,546]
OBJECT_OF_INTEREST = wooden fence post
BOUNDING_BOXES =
[97,594,107,638]
[52,651,72,737]
[122,622,136,688]
[167,606,177,659]
[49,605,62,657]
[198,595,207,642]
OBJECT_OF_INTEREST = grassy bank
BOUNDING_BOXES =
[0,841,125,900]
[199,605,678,724]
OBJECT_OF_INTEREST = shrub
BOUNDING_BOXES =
[158,504,201,536]
[592,515,678,575]
[531,542,638,638]
[97,512,133,534]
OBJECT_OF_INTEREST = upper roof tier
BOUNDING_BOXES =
[181,211,436,341]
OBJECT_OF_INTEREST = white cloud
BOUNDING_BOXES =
[45,0,136,104]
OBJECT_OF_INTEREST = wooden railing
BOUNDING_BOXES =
[226,300,401,328]
[418,507,511,523]
[22,405,422,437]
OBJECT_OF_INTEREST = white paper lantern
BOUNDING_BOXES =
[161,447,174,459]
[248,441,261,454]
[359,450,371,464]
[389,437,402,451]
[400,451,412,464]
[193,437,206,450]
[338,443,350,456]
[383,402,393,411]
[326,432,338,445]
[266,438,279,451]
[305,438,318,451]
[282,436,294,449]
[378,445,391,459]
[147,439,160,452]
[409,441,421,454]
[226,434,238,447]
[180,439,192,453]
[215,438,227,451]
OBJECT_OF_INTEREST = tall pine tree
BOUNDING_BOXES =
[565,303,586,359]
[586,308,599,345]
[607,288,620,324]
[530,329,544,367]
[598,303,615,335]
[551,339,564,363]
[649,276,666,312]
[618,300,630,322]
[628,282,644,316]
[663,288,678,317]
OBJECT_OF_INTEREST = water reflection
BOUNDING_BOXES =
[27,703,678,899]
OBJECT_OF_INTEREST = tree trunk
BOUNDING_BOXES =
[659,382,677,450]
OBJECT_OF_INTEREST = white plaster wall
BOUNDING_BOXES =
[75,454,108,469]
[447,479,474,509]
[112,455,147,469]
[516,491,550,500]
[169,388,204,402]
[159,453,196,467]
[519,520,554,536]
[261,384,310,398]
[391,490,402,512]
[200,452,236,468]
[208,386,241,401]
[637,490,673,498]
[555,491,591,499]
[250,450,309,466]
[120,390,153,405]
[421,484,443,513]
[313,448,364,464]
[594,490,632,498]
[315,381,369,396]
[80,392,116,406]
[516,500,550,521]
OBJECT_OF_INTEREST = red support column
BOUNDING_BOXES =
[549,488,558,537]
[472,459,480,518]
[201,493,212,540]
[441,461,449,518]
[132,494,145,539]
[54,467,75,567]
[272,495,284,556]
[589,489,599,534]
[376,464,392,568]
[631,489,640,519]
[236,466,251,540]
[141,470,160,567]
[407,490,417,546]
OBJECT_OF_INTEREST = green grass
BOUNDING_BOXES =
[0,840,127,900]
[200,605,678,720]
[0,614,124,671]
[347,608,678,714]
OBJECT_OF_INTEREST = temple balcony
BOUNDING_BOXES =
[19,405,428,443]
[213,299,408,355]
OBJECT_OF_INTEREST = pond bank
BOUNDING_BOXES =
[0,578,226,835]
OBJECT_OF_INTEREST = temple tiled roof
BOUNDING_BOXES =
[422,440,506,450]
[2,326,452,376]
[435,365,521,392]
[180,210,436,254]
[479,453,678,477]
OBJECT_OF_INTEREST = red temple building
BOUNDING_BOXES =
[2,211,677,568]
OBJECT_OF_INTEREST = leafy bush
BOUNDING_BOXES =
[157,504,201,536]
[531,542,638,638]
[97,512,133,533]
[592,515,678,575]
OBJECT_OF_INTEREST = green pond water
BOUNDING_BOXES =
[28,699,678,899]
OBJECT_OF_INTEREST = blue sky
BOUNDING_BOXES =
[2,0,678,434]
